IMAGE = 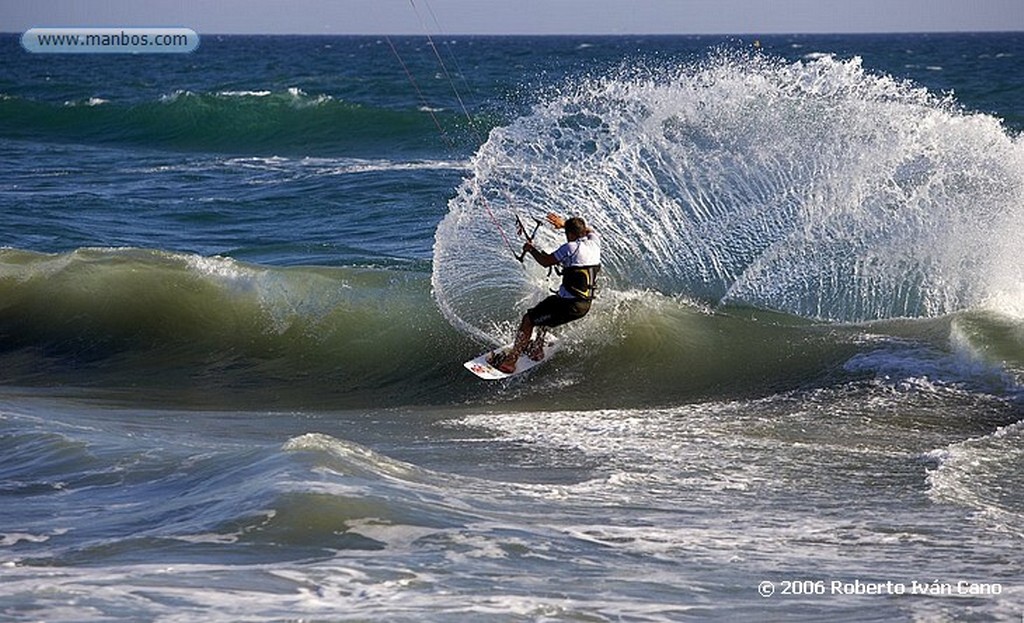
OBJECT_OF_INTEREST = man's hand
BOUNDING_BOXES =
[521,240,557,268]
[546,213,566,230]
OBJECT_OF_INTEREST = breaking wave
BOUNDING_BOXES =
[433,52,1024,339]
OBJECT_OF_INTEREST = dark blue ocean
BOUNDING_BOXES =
[2,32,1024,621]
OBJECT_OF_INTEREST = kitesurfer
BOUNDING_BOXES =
[491,212,601,373]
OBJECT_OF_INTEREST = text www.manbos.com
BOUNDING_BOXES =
[22,28,199,54]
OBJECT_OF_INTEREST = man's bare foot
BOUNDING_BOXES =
[489,351,517,374]
[496,354,517,373]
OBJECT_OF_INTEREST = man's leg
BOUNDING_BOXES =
[526,326,548,361]
[496,313,534,373]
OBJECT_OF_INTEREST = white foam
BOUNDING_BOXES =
[63,97,109,106]
[0,533,51,547]
[216,90,272,97]
[926,418,1024,535]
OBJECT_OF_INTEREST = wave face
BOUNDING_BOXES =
[11,246,1016,411]
[433,53,1024,336]
[0,248,471,406]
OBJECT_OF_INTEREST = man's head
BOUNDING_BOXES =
[564,217,588,240]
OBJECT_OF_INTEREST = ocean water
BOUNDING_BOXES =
[2,31,1024,621]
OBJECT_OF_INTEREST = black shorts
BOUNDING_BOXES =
[527,295,592,328]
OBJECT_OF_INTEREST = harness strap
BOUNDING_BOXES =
[558,264,601,301]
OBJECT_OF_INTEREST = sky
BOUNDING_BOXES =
[3,0,1023,35]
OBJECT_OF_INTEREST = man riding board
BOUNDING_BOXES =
[490,212,601,374]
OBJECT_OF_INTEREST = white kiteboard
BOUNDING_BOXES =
[464,335,560,380]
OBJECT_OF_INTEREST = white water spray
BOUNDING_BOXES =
[433,53,1024,341]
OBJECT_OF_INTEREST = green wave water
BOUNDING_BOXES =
[3,246,1023,410]
[0,89,479,156]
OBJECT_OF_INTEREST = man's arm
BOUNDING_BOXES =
[522,241,558,267]
[519,212,567,266]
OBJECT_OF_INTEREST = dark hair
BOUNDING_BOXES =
[565,217,588,237]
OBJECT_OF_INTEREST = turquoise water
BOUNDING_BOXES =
[2,33,1024,621]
